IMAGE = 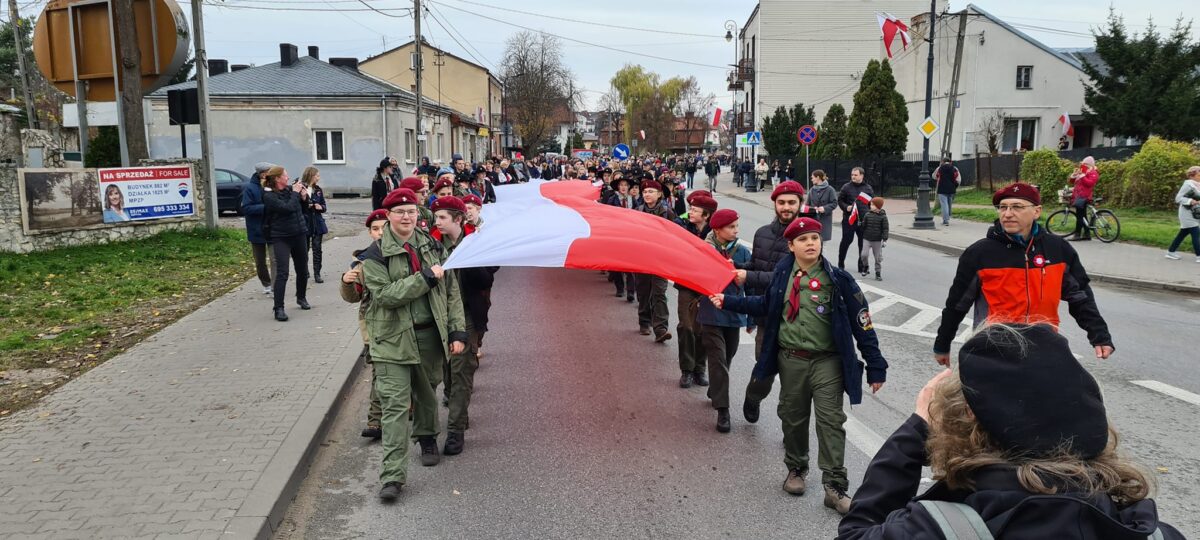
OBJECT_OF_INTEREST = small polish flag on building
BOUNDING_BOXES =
[876,12,911,59]
[638,129,646,140]
[1058,111,1074,137]
[709,107,723,128]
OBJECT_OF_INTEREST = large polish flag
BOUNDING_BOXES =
[442,180,735,295]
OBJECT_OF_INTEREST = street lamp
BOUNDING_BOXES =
[725,19,738,162]
[912,0,937,230]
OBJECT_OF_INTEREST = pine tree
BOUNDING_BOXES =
[813,103,848,159]
[846,59,909,159]
[761,106,793,159]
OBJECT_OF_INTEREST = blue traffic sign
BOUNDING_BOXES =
[797,124,818,146]
[612,144,631,160]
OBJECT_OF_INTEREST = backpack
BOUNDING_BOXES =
[918,501,1166,540]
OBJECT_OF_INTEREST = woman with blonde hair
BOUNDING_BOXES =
[262,165,310,321]
[298,166,328,283]
[838,324,1182,539]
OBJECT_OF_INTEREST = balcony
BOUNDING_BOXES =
[728,112,754,132]
[727,71,740,92]
[736,58,755,83]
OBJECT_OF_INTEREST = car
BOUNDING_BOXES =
[215,168,249,215]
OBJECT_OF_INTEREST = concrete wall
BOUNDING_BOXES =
[0,159,208,253]
[360,43,503,135]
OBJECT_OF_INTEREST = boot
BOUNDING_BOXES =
[743,398,760,423]
[783,469,806,495]
[378,481,402,502]
[823,484,852,515]
[444,431,464,456]
[274,307,288,322]
[679,372,693,389]
[654,330,673,343]
[716,408,731,433]
[361,426,382,440]
[626,293,636,303]
[639,325,652,336]
[314,274,324,284]
[297,298,312,310]
[418,437,441,466]
[692,372,709,386]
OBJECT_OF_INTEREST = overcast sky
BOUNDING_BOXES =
[6,0,1196,111]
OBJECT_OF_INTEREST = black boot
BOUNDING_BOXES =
[418,437,441,466]
[361,426,382,440]
[692,372,709,386]
[679,372,693,388]
[297,298,312,310]
[274,307,288,321]
[444,431,464,455]
[716,408,731,433]
[743,399,760,423]
[378,481,402,502]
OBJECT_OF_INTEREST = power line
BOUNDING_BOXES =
[425,1,495,70]
[195,1,409,13]
[353,0,409,18]
[439,0,722,38]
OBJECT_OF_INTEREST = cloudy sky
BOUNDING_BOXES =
[5,0,1195,111]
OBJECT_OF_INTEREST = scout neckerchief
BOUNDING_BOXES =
[786,263,821,322]
[402,242,422,274]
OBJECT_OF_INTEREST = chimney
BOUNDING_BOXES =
[280,43,299,67]
[329,57,359,72]
[231,64,250,72]
[308,46,320,59]
[208,59,229,76]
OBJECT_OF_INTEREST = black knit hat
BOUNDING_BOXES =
[958,324,1108,459]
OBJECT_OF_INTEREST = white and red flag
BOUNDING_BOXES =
[876,12,911,59]
[638,129,646,140]
[1058,111,1075,137]
[442,181,735,295]
[848,192,873,226]
[709,108,723,128]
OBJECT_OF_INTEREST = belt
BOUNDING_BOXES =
[413,321,436,331]
[784,348,817,359]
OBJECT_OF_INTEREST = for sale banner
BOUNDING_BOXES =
[98,165,195,223]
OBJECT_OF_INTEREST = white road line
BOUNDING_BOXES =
[1131,380,1200,407]
[844,414,886,458]
[898,309,942,333]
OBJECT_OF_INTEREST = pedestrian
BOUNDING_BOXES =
[371,159,395,210]
[360,188,468,502]
[417,156,438,177]
[676,193,718,390]
[1165,165,1200,262]
[933,158,960,226]
[685,157,698,189]
[299,166,328,283]
[711,216,887,514]
[754,158,769,191]
[432,174,455,199]
[340,209,390,441]
[398,176,435,232]
[261,166,310,321]
[738,158,753,187]
[240,162,275,295]
[697,208,751,433]
[839,324,1184,540]
[933,182,1114,366]
[858,197,888,281]
[837,167,874,273]
[806,170,837,240]
[1068,156,1099,241]
[785,159,796,182]
[740,180,805,424]
[634,178,679,342]
[704,158,720,191]
[463,193,484,228]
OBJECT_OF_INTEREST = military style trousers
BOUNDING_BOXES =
[360,344,381,429]
[702,325,741,409]
[636,275,670,334]
[447,326,480,433]
[776,350,848,490]
[375,327,443,485]
[745,329,775,403]
[676,289,706,374]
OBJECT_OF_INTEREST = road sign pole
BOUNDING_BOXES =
[912,0,937,230]
[805,145,810,191]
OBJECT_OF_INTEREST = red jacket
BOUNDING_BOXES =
[1070,168,1098,200]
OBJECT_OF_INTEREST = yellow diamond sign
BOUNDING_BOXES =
[918,117,941,139]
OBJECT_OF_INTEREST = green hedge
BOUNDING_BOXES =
[1019,137,1199,210]
[1018,149,1074,197]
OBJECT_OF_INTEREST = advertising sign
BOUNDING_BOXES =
[98,165,195,223]
[571,149,595,159]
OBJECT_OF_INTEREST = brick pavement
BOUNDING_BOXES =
[0,229,372,539]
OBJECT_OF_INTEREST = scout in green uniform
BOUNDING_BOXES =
[399,177,436,233]
[675,192,716,389]
[633,177,679,342]
[361,188,468,502]
[339,209,390,440]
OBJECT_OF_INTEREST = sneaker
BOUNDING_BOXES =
[679,372,693,389]
[418,437,441,466]
[654,331,673,343]
[262,286,273,295]
[443,431,464,456]
[1165,252,1180,260]
[378,481,403,502]
[783,469,806,495]
[823,484,852,515]
[361,426,382,440]
[692,372,709,386]
[1196,257,1200,263]
[626,294,636,303]
[639,325,652,336]
[875,274,882,281]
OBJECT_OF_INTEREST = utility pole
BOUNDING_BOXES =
[113,0,149,164]
[8,0,40,130]
[412,0,424,161]
[940,10,968,160]
[191,0,218,229]
[912,0,937,230]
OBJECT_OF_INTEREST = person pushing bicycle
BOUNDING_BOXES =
[1067,156,1099,241]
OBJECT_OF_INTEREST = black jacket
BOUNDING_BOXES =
[262,188,308,239]
[838,415,1184,540]
[371,174,390,210]
[839,181,874,224]
[935,163,960,195]
[861,209,889,242]
[744,219,791,326]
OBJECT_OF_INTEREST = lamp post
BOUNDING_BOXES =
[725,19,738,164]
[912,0,937,230]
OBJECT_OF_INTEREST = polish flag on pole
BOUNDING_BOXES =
[442,181,735,295]
[848,192,873,226]
[638,129,647,140]
[709,108,724,128]
[876,12,911,59]
[1058,111,1075,137]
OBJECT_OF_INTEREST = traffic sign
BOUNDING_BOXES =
[796,124,818,146]
[612,143,631,161]
[736,131,763,148]
[918,117,941,139]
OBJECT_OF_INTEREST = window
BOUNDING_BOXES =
[1002,118,1038,152]
[437,133,445,161]
[313,129,344,163]
[1016,66,1033,89]
[404,129,415,163]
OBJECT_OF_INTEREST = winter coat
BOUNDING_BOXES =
[839,181,874,224]
[240,174,267,244]
[933,221,1113,354]
[704,161,720,177]
[807,182,838,240]
[745,219,791,297]
[262,188,308,240]
[861,209,889,242]
[722,254,887,405]
[360,227,467,365]
[432,227,497,332]
[934,163,960,195]
[303,185,328,237]
[371,174,390,210]
[1070,168,1099,201]
[1174,179,1200,229]
[673,220,712,292]
[340,247,374,345]
[837,414,1185,540]
[697,233,751,328]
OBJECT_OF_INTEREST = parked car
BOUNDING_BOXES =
[215,168,249,215]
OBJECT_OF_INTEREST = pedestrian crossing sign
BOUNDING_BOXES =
[736,131,763,148]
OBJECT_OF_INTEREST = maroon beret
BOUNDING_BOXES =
[381,188,419,209]
[771,180,806,201]
[399,177,426,192]
[365,209,389,228]
[709,208,739,230]
[641,179,663,193]
[784,217,823,240]
[686,190,712,204]
[461,194,483,207]
[992,182,1042,206]
[430,195,466,214]
[432,177,454,192]
[689,195,718,213]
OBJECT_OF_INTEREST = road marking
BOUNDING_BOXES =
[1131,380,1200,407]
[844,414,885,458]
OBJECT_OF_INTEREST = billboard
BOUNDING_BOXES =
[97,165,195,223]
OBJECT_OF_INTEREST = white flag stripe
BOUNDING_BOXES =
[443,182,590,270]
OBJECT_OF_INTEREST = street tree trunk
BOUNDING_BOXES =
[112,0,149,163]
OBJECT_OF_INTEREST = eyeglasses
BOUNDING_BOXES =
[389,208,419,217]
[995,204,1036,213]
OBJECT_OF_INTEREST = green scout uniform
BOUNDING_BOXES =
[438,232,480,434]
[339,251,381,429]
[362,226,466,485]
[676,287,706,375]
[415,205,435,233]
[776,261,848,490]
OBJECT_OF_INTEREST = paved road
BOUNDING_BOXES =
[276,184,1200,539]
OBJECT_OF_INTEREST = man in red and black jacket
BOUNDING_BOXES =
[933,183,1114,365]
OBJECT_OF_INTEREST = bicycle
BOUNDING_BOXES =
[1044,189,1121,243]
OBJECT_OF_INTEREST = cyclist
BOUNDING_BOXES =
[932,182,1115,366]
[1067,156,1099,241]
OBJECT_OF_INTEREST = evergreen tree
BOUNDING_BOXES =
[761,106,793,159]
[86,127,122,168]
[813,103,848,159]
[846,59,908,159]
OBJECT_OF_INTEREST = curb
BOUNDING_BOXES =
[223,331,366,540]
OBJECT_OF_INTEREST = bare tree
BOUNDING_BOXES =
[977,110,1008,190]
[673,77,715,154]
[500,32,578,156]
[597,88,623,149]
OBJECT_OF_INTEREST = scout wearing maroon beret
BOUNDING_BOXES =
[395,179,434,232]
[633,176,682,342]
[695,207,753,433]
[343,208,392,441]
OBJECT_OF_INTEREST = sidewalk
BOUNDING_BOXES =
[710,172,1200,294]
[0,230,372,539]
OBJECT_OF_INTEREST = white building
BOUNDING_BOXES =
[730,0,943,158]
[890,5,1110,159]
